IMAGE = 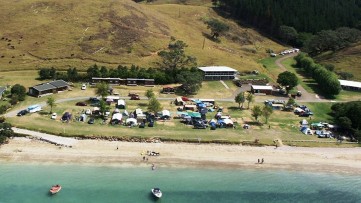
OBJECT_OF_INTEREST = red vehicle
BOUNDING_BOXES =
[76,102,87,106]
[130,95,140,100]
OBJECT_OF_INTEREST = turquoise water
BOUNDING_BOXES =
[0,163,361,203]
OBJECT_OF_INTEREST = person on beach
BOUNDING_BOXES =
[258,159,260,164]
[261,158,264,164]
[116,145,118,150]
[151,164,155,170]
[143,156,145,161]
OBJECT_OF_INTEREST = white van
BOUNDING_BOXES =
[81,84,87,90]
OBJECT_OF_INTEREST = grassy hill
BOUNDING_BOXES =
[315,42,361,81]
[0,0,283,72]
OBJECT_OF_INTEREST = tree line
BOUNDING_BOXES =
[39,39,204,95]
[331,101,361,142]
[213,0,361,52]
[213,0,361,34]
[294,53,341,96]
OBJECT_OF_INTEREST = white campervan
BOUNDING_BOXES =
[27,105,42,113]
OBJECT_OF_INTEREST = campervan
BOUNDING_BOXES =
[27,105,42,113]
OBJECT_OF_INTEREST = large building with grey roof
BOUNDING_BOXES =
[198,66,238,80]
[29,80,69,97]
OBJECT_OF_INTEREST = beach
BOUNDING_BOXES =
[1,137,361,174]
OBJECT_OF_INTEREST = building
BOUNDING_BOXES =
[198,66,238,80]
[0,86,6,99]
[29,80,69,97]
[91,78,154,87]
[339,80,361,91]
[251,85,273,95]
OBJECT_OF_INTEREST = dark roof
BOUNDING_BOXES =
[32,83,56,92]
[0,87,6,94]
[49,80,69,88]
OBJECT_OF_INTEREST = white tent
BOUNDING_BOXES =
[223,118,234,125]
[162,110,170,117]
[301,127,313,135]
[126,118,137,125]
[294,107,304,113]
[301,119,308,125]
[135,108,143,116]
[112,113,122,121]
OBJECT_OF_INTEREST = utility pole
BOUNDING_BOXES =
[202,37,206,49]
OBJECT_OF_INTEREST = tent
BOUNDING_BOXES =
[300,119,308,126]
[223,118,234,125]
[112,113,122,121]
[123,110,129,116]
[294,107,304,113]
[162,110,170,117]
[126,118,137,125]
[116,100,126,109]
[79,114,87,122]
[188,112,201,118]
[113,108,120,113]
[300,126,313,135]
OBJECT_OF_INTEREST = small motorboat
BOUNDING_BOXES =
[49,184,62,195]
[151,188,162,198]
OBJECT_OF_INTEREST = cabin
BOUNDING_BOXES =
[339,80,361,91]
[251,85,273,95]
[29,80,69,97]
[126,78,155,87]
[162,86,176,94]
[91,77,124,85]
[198,66,238,80]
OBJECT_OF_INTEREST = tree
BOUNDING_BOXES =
[10,84,26,101]
[148,97,162,113]
[277,71,298,93]
[262,105,273,124]
[246,93,254,109]
[251,105,262,122]
[95,82,109,99]
[47,97,56,113]
[204,18,230,40]
[279,25,298,45]
[235,92,246,109]
[0,123,14,144]
[286,98,296,106]
[145,89,155,100]
[176,71,203,95]
[157,39,197,77]
[99,100,110,119]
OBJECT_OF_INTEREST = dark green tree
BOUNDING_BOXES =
[148,97,162,114]
[176,70,203,95]
[145,89,155,100]
[279,25,298,45]
[10,84,26,101]
[235,92,245,109]
[251,105,262,122]
[262,105,273,124]
[204,18,230,40]
[95,82,109,99]
[277,71,298,93]
[157,39,197,78]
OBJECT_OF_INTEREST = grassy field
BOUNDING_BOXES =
[0,0,284,73]
[315,42,361,81]
[6,88,353,147]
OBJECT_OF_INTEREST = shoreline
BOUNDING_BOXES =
[1,137,361,175]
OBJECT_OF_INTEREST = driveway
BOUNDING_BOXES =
[275,53,325,102]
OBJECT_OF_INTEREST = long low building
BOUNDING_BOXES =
[29,80,69,97]
[198,66,238,80]
[91,78,155,86]
[339,79,361,91]
[251,85,273,95]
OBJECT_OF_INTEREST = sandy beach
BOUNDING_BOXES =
[1,137,361,174]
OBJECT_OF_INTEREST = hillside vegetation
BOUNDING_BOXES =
[0,0,283,72]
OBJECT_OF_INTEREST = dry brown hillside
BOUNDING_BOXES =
[0,0,283,71]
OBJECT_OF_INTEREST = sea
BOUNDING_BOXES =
[0,163,360,203]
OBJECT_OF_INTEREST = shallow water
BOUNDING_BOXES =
[0,163,360,203]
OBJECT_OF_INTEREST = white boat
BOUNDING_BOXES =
[151,188,162,198]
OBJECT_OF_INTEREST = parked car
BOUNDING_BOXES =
[81,84,87,90]
[76,102,87,106]
[88,117,95,124]
[51,112,57,119]
[17,110,28,116]
[130,95,140,100]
